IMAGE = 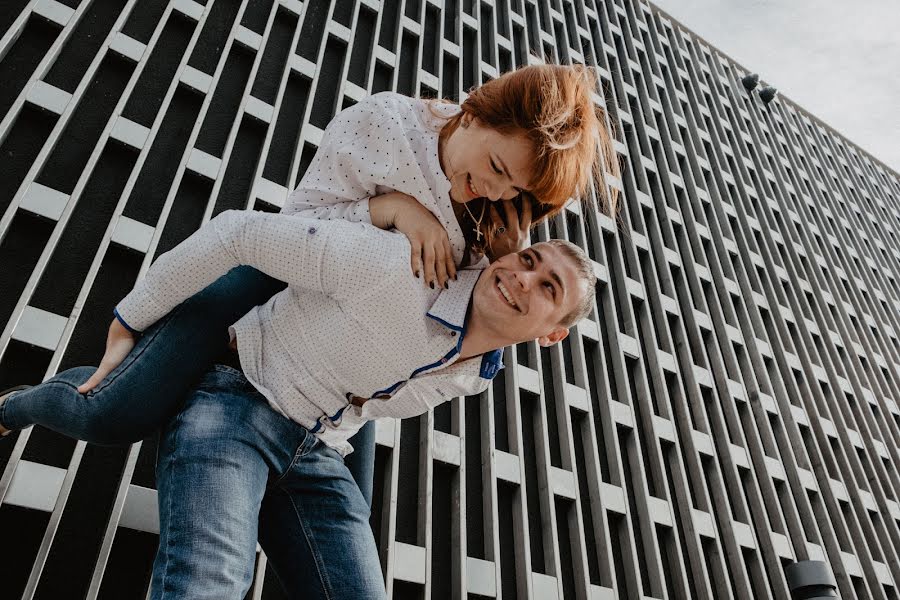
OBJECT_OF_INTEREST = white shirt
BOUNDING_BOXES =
[282,91,470,265]
[115,211,503,455]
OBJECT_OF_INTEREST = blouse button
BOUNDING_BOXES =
[308,227,317,234]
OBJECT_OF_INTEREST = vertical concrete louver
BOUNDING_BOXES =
[2,0,900,598]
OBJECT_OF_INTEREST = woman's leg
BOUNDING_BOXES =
[344,420,376,508]
[0,266,285,446]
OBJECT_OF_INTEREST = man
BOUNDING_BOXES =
[112,209,596,599]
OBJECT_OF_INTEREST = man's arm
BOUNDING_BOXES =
[116,210,398,333]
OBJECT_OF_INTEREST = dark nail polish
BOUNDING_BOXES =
[430,282,435,289]
[444,282,449,289]
[415,271,420,278]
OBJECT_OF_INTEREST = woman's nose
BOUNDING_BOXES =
[485,179,504,201]
[501,187,518,201]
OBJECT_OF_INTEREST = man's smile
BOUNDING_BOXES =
[496,275,521,312]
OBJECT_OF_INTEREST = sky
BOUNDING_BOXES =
[649,0,900,174]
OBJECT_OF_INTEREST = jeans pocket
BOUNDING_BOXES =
[270,426,319,487]
[211,364,245,380]
[194,365,249,394]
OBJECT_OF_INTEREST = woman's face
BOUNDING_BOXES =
[441,117,535,204]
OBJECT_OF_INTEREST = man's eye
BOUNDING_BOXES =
[522,253,533,266]
[544,282,555,297]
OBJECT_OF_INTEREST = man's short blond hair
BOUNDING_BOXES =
[539,239,596,328]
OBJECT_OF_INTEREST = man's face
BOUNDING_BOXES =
[471,242,585,347]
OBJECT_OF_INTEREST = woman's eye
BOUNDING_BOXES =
[490,159,502,174]
[544,282,555,296]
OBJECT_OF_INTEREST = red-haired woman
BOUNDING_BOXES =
[0,63,619,508]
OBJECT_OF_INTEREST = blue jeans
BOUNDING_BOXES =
[152,365,385,599]
[0,266,376,506]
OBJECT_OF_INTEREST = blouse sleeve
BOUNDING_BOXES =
[281,94,399,223]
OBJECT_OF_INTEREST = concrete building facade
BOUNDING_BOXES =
[2,0,900,598]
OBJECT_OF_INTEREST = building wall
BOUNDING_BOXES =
[2,0,900,598]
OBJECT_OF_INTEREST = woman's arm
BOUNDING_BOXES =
[282,94,455,288]
[369,192,456,287]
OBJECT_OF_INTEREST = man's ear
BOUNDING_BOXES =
[537,327,569,347]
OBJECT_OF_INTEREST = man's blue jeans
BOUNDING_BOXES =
[0,266,376,505]
[152,365,385,599]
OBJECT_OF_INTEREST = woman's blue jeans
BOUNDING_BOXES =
[0,266,376,506]
[152,365,385,599]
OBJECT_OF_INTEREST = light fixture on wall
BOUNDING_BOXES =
[741,73,759,93]
[740,72,778,109]
[785,560,837,599]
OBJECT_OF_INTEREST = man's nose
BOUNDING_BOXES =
[512,269,534,291]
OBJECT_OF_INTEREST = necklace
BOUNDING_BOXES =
[462,200,486,241]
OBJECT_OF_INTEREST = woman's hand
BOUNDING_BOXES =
[77,318,136,393]
[370,192,456,289]
[486,198,532,261]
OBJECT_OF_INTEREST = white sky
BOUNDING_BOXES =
[650,0,900,174]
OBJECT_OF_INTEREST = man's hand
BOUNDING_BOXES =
[77,318,137,393]
[486,198,532,261]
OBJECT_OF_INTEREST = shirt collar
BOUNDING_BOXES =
[425,269,506,380]
[425,268,480,332]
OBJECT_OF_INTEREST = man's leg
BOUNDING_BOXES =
[258,440,386,600]
[151,365,312,600]
[0,266,285,445]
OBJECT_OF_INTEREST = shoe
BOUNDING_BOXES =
[0,385,30,437]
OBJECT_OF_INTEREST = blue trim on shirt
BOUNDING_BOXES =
[410,345,459,379]
[113,308,140,335]
[318,290,481,431]
[371,379,405,398]
[425,312,464,332]
[409,298,472,379]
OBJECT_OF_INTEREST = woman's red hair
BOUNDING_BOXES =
[439,63,620,219]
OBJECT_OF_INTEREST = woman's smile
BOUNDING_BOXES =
[466,174,481,200]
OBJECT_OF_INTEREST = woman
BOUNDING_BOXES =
[0,63,619,506]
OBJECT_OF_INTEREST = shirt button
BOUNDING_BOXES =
[308,227,317,234]
[450,332,457,337]
[441,357,447,363]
